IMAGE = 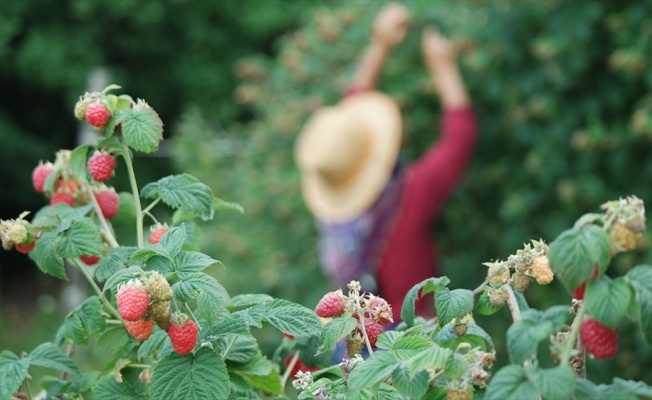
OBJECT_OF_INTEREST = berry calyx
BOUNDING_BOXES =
[85,102,111,128]
[315,290,346,318]
[124,318,155,341]
[117,283,150,322]
[87,151,116,182]
[168,316,198,355]
[95,188,119,219]
[80,254,100,266]
[32,163,53,193]
[366,296,393,325]
[580,318,618,360]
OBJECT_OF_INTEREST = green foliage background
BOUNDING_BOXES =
[2,0,652,387]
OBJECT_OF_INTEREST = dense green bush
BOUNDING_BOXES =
[172,0,652,381]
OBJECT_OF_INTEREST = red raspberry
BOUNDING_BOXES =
[15,241,36,254]
[32,163,53,192]
[80,254,100,266]
[149,226,168,245]
[168,318,198,355]
[573,283,586,300]
[87,151,116,182]
[124,318,155,341]
[366,296,394,325]
[50,192,75,207]
[315,291,346,318]
[96,188,119,219]
[284,355,319,377]
[359,320,384,348]
[117,284,150,322]
[85,102,111,128]
[580,318,618,359]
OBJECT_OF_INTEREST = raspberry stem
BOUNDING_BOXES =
[86,183,119,248]
[221,335,239,362]
[560,300,586,368]
[473,265,508,295]
[74,258,120,319]
[184,303,202,331]
[121,141,145,248]
[503,284,522,322]
[281,351,300,388]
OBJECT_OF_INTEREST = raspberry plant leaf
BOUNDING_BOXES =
[232,304,266,329]
[532,365,576,400]
[150,347,230,400]
[30,231,67,280]
[548,224,611,291]
[0,351,30,400]
[92,373,149,400]
[434,323,493,351]
[214,197,245,214]
[172,280,202,302]
[141,174,215,220]
[400,276,450,326]
[585,276,633,329]
[262,299,322,338]
[171,251,219,278]
[210,312,253,336]
[55,296,107,346]
[317,315,357,355]
[69,145,91,180]
[56,219,104,258]
[137,329,168,361]
[475,290,503,315]
[227,351,283,395]
[434,288,474,327]
[405,345,457,378]
[120,107,164,154]
[29,342,80,378]
[158,225,186,257]
[95,246,138,282]
[611,378,652,398]
[228,293,275,309]
[347,350,400,391]
[390,367,429,399]
[183,272,230,326]
[484,365,538,400]
[624,264,652,345]
[506,306,567,364]
[215,333,258,363]
[575,379,640,400]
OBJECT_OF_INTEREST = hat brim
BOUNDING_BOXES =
[298,91,402,223]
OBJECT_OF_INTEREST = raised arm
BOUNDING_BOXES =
[422,27,470,109]
[346,3,409,94]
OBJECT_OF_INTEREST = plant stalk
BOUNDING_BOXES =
[281,351,301,388]
[74,259,120,319]
[221,336,238,361]
[86,183,119,249]
[121,142,144,248]
[560,301,586,368]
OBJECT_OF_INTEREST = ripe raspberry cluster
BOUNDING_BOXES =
[314,282,393,358]
[115,272,197,354]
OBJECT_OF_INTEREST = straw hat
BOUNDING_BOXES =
[295,91,402,223]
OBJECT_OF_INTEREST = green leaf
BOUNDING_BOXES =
[121,106,164,153]
[131,247,172,264]
[585,276,632,329]
[29,231,67,280]
[172,251,219,278]
[348,351,400,390]
[485,365,538,400]
[92,373,149,400]
[317,316,357,355]
[233,305,265,329]
[376,382,402,400]
[210,312,252,336]
[96,327,133,359]
[475,290,503,315]
[172,281,201,303]
[263,299,322,338]
[150,347,230,400]
[391,368,429,399]
[0,351,29,400]
[400,277,450,326]
[160,226,186,257]
[95,246,138,282]
[141,174,215,221]
[56,219,104,258]
[575,379,639,400]
[434,288,474,327]
[216,334,258,363]
[69,145,91,180]
[506,306,567,364]
[29,342,80,377]
[404,345,454,378]
[228,294,274,309]
[434,323,492,351]
[531,365,575,400]
[376,330,405,350]
[183,272,230,326]
[548,225,611,291]
[230,354,283,395]
[55,296,106,346]
[612,378,652,398]
[215,197,245,214]
[137,330,168,361]
[391,336,432,360]
[103,265,144,295]
[625,265,652,345]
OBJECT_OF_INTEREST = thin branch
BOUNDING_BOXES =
[473,265,508,295]
[281,351,300,388]
[74,259,120,319]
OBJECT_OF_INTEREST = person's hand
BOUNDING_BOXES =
[422,27,456,73]
[372,3,410,50]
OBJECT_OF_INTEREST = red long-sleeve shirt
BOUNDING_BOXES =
[376,107,478,320]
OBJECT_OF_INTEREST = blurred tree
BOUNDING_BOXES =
[172,0,652,381]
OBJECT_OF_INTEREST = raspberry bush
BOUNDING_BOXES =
[2,85,652,399]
